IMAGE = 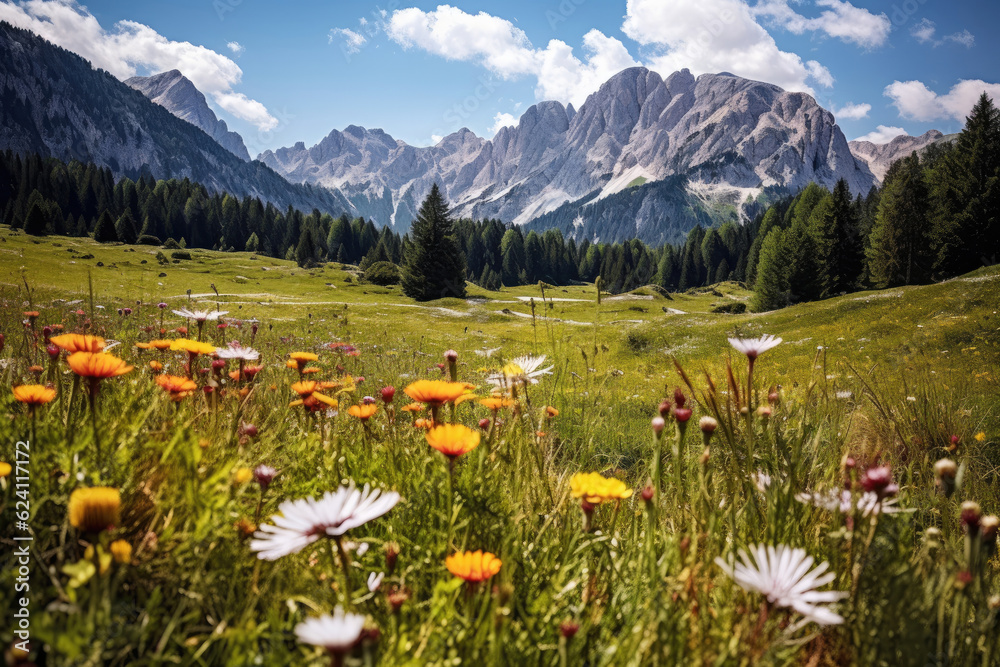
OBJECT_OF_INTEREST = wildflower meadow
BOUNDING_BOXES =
[0,248,999,666]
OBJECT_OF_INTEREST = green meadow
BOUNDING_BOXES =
[1,226,1000,665]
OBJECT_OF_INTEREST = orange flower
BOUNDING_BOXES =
[135,342,153,350]
[155,374,197,401]
[13,385,56,405]
[289,381,337,408]
[150,340,173,351]
[67,352,134,379]
[454,393,479,406]
[404,380,468,407]
[414,418,434,429]
[50,333,105,353]
[149,360,164,372]
[426,423,481,459]
[348,403,378,420]
[285,360,298,369]
[302,367,321,375]
[401,402,424,413]
[479,397,514,411]
[291,381,320,396]
[545,406,559,418]
[446,550,502,582]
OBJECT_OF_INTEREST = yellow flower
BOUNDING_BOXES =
[68,487,121,532]
[404,380,468,407]
[12,384,57,405]
[446,550,502,582]
[110,539,132,564]
[50,333,106,353]
[426,423,481,459]
[348,403,378,420]
[0,462,11,478]
[67,352,134,379]
[233,467,253,485]
[975,432,986,443]
[289,352,319,370]
[289,381,338,407]
[401,402,424,413]
[570,472,633,504]
[170,339,216,355]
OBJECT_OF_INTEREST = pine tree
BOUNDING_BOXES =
[23,201,47,236]
[115,210,138,244]
[806,193,837,298]
[401,184,467,300]
[868,154,932,287]
[751,229,790,311]
[830,179,864,292]
[93,211,119,243]
[929,93,1000,274]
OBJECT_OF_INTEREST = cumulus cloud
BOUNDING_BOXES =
[387,5,639,106]
[0,0,277,130]
[854,125,908,144]
[489,112,516,135]
[329,27,367,54]
[754,0,891,49]
[885,79,1000,122]
[622,0,832,95]
[227,41,244,56]
[831,102,871,120]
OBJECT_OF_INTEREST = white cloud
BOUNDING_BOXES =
[885,79,1000,122]
[227,41,244,56]
[755,0,891,49]
[387,5,639,106]
[854,125,907,144]
[329,27,367,54]
[430,134,444,144]
[622,0,832,95]
[910,19,975,48]
[910,18,936,44]
[489,112,516,135]
[945,30,974,48]
[0,0,277,130]
[831,102,871,120]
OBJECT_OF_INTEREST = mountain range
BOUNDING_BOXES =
[0,20,937,246]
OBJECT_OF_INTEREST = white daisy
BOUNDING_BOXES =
[727,334,783,360]
[795,489,902,517]
[751,471,773,493]
[487,354,554,388]
[250,484,400,561]
[715,544,847,626]
[215,342,260,361]
[294,606,365,653]
[173,307,228,322]
[367,571,385,592]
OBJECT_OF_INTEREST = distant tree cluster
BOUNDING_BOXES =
[750,93,1000,310]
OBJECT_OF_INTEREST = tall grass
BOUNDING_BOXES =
[0,281,998,666]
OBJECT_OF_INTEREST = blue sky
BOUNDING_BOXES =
[2,0,997,154]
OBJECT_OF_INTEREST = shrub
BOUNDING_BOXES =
[162,238,181,250]
[171,250,192,261]
[711,302,748,314]
[137,235,162,246]
[363,261,401,286]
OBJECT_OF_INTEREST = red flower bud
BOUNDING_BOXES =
[673,408,692,422]
[380,386,396,403]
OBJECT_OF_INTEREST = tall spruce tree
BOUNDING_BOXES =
[929,93,1000,274]
[401,184,467,300]
[868,154,932,287]
[751,228,790,311]
[93,211,119,243]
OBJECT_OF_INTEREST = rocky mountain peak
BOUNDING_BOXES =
[125,70,251,161]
